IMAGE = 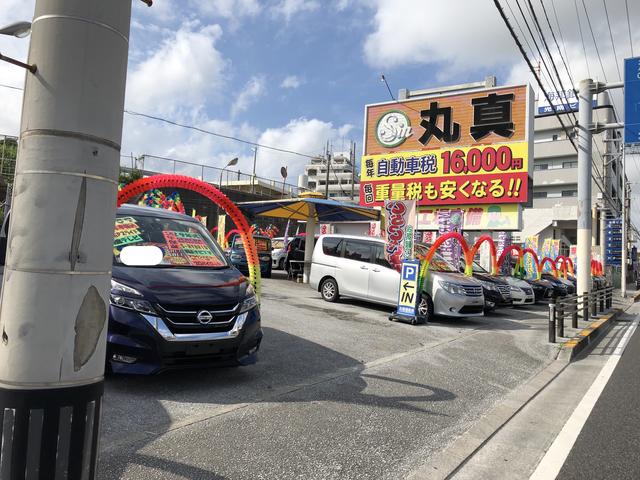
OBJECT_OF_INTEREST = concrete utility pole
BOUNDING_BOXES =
[622,150,628,297]
[350,141,356,201]
[0,1,131,478]
[324,151,332,199]
[577,79,595,298]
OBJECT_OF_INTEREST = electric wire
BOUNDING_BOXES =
[580,0,608,83]
[0,83,22,91]
[625,0,634,57]
[124,110,319,160]
[574,0,591,78]
[494,0,578,153]
[550,0,575,86]
[602,0,622,81]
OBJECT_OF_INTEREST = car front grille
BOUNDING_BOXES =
[497,285,511,297]
[157,304,239,334]
[460,305,484,314]
[462,285,483,296]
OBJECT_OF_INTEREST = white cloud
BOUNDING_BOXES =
[125,23,227,115]
[197,0,262,19]
[280,75,302,89]
[231,76,266,117]
[272,0,320,22]
[256,118,354,181]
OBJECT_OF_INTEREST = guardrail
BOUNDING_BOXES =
[548,286,614,343]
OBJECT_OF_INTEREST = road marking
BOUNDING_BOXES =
[530,317,640,480]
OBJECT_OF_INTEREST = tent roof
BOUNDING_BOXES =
[238,198,380,222]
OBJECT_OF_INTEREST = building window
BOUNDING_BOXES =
[533,191,548,198]
[561,190,577,197]
[307,169,317,176]
[534,164,549,171]
[562,161,578,169]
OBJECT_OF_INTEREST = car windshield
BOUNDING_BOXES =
[414,244,457,272]
[113,214,228,268]
[472,261,488,273]
[233,236,271,252]
[272,239,284,249]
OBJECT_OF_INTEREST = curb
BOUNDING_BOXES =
[557,309,622,362]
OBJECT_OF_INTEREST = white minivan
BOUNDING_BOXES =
[309,235,485,320]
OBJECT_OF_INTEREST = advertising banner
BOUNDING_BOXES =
[319,223,334,235]
[217,214,226,247]
[570,245,577,274]
[360,143,529,206]
[361,84,533,207]
[384,200,417,271]
[437,209,463,268]
[497,231,513,274]
[540,238,560,272]
[368,221,381,237]
[417,204,521,231]
[624,57,640,145]
[396,260,420,317]
[524,235,539,278]
[421,231,437,244]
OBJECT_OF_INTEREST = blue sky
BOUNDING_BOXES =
[1,0,638,184]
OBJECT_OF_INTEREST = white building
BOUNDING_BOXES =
[298,152,359,203]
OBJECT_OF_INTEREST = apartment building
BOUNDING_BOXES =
[298,152,360,203]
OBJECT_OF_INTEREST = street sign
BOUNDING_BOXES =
[624,57,640,145]
[396,260,420,317]
[605,218,623,266]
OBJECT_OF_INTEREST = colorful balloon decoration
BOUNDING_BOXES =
[139,189,185,214]
[469,234,498,275]
[539,256,559,277]
[117,175,261,298]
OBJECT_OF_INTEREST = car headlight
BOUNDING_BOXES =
[479,280,497,291]
[440,281,466,295]
[239,284,259,313]
[230,254,243,260]
[110,279,157,314]
[259,255,271,262]
[510,285,523,294]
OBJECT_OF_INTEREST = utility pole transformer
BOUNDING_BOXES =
[0,0,131,478]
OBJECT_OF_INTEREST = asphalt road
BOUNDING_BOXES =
[98,271,557,480]
[558,314,640,480]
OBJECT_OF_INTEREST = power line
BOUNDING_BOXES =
[493,0,577,152]
[602,0,622,81]
[0,83,22,91]
[549,0,575,85]
[124,110,319,160]
[580,0,608,83]
[625,0,634,57]
[574,0,591,78]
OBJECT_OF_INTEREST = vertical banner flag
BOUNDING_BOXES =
[368,221,381,237]
[422,231,437,244]
[283,219,291,250]
[497,231,513,274]
[217,214,226,247]
[524,235,539,277]
[437,209,464,269]
[319,224,333,235]
[384,200,417,271]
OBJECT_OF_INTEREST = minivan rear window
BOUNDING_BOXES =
[322,237,343,257]
[233,236,271,252]
[113,214,228,268]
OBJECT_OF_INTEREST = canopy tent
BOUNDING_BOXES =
[238,198,380,282]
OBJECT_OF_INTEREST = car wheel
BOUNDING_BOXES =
[320,278,339,302]
[417,294,434,322]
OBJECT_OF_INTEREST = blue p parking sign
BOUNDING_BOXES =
[397,260,420,317]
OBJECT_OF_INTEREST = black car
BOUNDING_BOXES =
[538,274,569,297]
[467,262,513,311]
[226,234,272,278]
[110,205,263,374]
[522,278,555,302]
[541,273,575,295]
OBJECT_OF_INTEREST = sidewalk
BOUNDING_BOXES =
[407,300,640,480]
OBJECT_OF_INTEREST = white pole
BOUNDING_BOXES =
[622,145,627,297]
[303,204,316,283]
[577,79,594,298]
[0,0,131,477]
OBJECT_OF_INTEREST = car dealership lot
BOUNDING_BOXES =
[99,272,557,480]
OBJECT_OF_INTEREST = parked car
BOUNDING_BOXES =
[310,235,485,321]
[465,261,513,312]
[227,234,272,278]
[522,278,555,302]
[109,205,263,374]
[502,276,535,306]
[539,274,569,297]
[541,273,575,295]
[271,237,287,270]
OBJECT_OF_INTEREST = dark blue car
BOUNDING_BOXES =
[226,234,272,278]
[108,205,262,374]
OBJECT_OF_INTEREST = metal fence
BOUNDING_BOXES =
[548,286,615,342]
[120,154,310,198]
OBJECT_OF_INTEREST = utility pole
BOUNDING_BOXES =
[350,141,356,201]
[251,147,257,194]
[577,79,595,298]
[0,1,132,478]
[324,147,331,199]
[622,147,628,297]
